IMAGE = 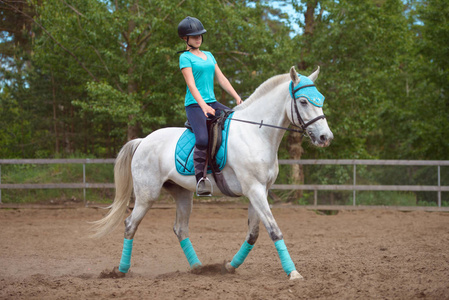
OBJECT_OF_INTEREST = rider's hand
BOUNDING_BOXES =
[234,95,243,105]
[202,105,215,117]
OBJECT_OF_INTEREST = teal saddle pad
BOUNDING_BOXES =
[175,113,234,176]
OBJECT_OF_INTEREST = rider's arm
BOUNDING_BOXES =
[181,67,215,116]
[215,64,242,105]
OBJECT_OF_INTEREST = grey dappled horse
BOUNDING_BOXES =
[92,66,333,280]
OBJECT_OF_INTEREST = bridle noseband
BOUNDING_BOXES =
[289,81,326,134]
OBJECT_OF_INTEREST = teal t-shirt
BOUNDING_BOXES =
[179,51,217,107]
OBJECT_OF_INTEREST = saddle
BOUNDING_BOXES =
[185,109,239,197]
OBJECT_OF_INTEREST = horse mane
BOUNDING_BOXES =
[233,73,290,111]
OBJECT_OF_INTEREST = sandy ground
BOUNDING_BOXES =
[0,203,448,299]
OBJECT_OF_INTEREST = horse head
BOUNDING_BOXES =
[287,66,333,147]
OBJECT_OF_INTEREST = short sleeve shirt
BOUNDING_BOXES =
[179,51,217,106]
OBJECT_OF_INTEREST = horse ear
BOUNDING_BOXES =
[308,66,320,82]
[290,66,300,85]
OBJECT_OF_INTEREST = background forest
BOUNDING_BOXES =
[0,0,448,204]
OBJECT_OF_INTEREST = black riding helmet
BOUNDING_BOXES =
[178,16,207,37]
[178,17,206,51]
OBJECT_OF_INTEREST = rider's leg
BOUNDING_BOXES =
[210,101,231,111]
[185,104,211,196]
[193,145,210,195]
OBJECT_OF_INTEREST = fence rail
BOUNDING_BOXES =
[274,159,447,208]
[0,159,115,204]
[0,159,447,209]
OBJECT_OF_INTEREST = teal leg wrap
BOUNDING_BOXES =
[180,238,202,268]
[118,238,133,273]
[275,240,296,276]
[230,241,254,268]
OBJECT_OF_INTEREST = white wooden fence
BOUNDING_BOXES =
[0,159,447,209]
[273,159,449,208]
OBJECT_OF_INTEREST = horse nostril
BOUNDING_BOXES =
[320,135,327,142]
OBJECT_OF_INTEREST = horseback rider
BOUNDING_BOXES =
[178,16,242,196]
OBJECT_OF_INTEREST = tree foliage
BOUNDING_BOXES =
[0,0,447,162]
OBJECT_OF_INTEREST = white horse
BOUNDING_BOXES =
[92,66,333,280]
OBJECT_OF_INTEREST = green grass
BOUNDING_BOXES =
[352,191,417,206]
[1,163,114,204]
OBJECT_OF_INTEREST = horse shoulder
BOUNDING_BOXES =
[227,133,279,185]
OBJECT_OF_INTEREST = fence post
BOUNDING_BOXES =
[438,165,441,208]
[353,164,356,206]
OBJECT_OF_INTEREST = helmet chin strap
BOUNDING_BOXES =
[186,37,197,50]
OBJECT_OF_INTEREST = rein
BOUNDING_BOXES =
[229,117,306,134]
[229,81,326,135]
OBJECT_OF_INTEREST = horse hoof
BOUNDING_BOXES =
[112,266,127,278]
[190,263,203,274]
[289,270,304,280]
[99,266,126,279]
[222,261,235,274]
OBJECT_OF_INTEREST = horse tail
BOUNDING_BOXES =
[90,138,143,239]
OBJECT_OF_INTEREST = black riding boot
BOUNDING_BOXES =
[193,145,211,196]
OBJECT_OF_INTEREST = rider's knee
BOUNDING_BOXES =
[195,139,208,150]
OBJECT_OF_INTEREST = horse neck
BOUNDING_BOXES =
[234,81,290,148]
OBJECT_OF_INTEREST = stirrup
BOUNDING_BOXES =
[196,177,213,197]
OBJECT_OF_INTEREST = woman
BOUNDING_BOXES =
[178,16,242,196]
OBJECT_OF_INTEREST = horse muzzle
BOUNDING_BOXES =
[308,130,333,147]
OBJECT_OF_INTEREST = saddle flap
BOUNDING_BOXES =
[184,120,192,131]
[207,109,233,161]
[175,111,234,176]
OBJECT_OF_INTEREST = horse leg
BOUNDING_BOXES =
[164,182,202,270]
[247,185,303,280]
[225,203,260,272]
[117,168,162,275]
[116,198,154,275]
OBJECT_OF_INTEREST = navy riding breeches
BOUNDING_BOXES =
[185,101,230,149]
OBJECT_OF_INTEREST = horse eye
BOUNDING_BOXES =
[299,99,308,105]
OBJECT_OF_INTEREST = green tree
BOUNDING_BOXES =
[403,0,449,159]
[0,0,35,77]
[297,0,411,160]
[30,0,295,151]
[0,0,37,157]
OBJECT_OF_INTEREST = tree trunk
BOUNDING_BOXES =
[69,104,75,153]
[286,0,319,202]
[51,72,59,154]
[304,1,318,35]
[125,3,142,141]
[127,118,142,141]
[298,0,318,70]
[106,121,112,157]
[287,131,304,202]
